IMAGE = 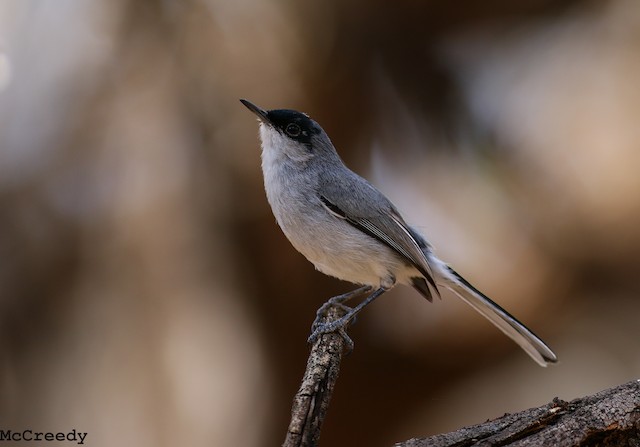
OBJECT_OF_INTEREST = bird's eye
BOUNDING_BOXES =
[285,123,301,137]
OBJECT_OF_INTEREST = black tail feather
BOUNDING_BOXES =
[411,277,433,302]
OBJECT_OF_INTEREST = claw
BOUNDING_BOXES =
[338,328,354,354]
[314,300,352,322]
[307,316,354,353]
[307,286,385,355]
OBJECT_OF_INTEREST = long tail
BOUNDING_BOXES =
[440,265,557,367]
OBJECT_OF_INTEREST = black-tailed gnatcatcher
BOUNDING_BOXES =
[240,99,557,367]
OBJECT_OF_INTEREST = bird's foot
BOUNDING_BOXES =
[307,286,373,354]
[308,314,355,354]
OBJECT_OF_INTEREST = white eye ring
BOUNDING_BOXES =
[286,123,301,137]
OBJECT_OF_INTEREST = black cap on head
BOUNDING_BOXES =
[240,99,321,147]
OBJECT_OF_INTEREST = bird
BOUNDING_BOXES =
[240,98,557,367]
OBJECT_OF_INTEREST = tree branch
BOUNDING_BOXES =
[282,306,347,447]
[396,379,640,447]
[281,306,639,447]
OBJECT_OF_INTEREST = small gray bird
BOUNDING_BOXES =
[241,99,557,367]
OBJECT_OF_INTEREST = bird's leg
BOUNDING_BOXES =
[312,285,372,325]
[308,287,387,352]
[308,286,372,352]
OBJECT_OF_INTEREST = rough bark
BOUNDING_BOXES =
[281,305,639,447]
[396,380,640,447]
[282,306,347,447]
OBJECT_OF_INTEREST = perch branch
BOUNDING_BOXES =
[280,298,639,447]
[282,305,347,447]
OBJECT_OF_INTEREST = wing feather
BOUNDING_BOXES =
[320,195,439,296]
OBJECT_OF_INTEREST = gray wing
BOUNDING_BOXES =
[318,167,439,296]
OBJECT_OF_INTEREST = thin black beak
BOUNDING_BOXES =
[240,99,269,122]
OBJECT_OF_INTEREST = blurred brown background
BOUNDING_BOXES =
[1,0,639,446]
